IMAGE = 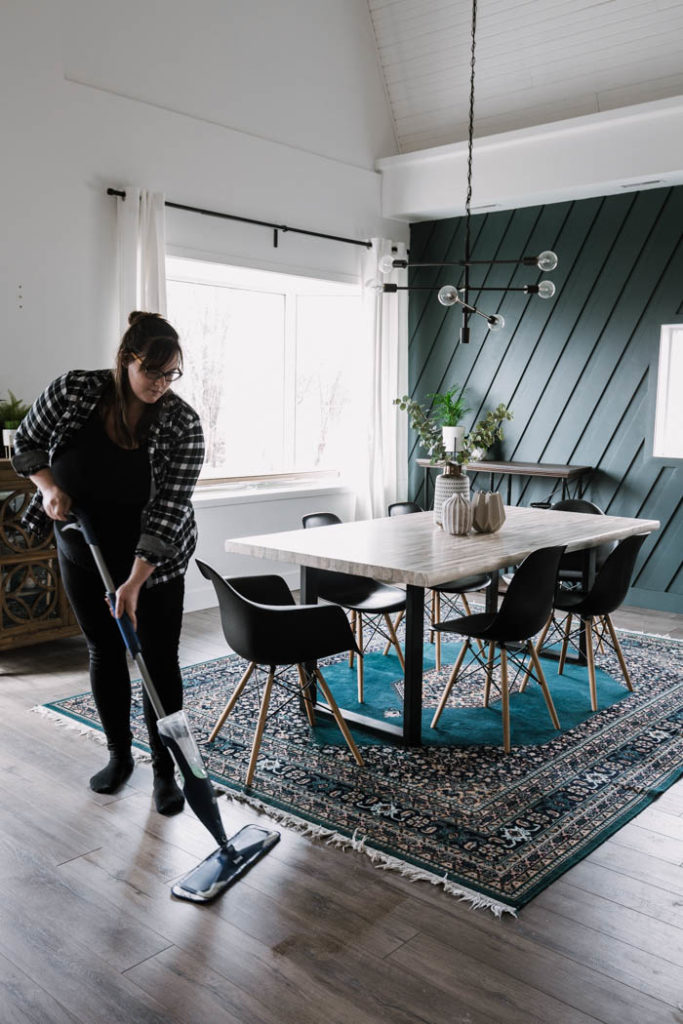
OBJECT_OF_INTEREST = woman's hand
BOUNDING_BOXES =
[111,557,155,631]
[113,579,143,631]
[41,484,72,521]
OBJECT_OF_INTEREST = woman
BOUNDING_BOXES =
[12,312,205,815]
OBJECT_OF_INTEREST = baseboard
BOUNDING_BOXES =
[626,587,683,615]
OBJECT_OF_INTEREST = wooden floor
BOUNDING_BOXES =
[1,602,682,1024]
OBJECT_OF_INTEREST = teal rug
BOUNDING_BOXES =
[42,629,683,914]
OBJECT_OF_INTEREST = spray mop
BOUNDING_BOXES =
[66,509,280,902]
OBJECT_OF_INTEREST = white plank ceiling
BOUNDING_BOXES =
[367,0,683,153]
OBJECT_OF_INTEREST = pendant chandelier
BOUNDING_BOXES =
[373,0,558,343]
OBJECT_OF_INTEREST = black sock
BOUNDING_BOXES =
[153,771,185,816]
[89,752,135,794]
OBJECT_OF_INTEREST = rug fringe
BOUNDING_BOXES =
[30,706,152,763]
[225,789,516,917]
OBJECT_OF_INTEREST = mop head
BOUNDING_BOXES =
[171,824,281,902]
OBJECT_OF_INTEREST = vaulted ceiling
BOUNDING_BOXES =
[367,0,683,154]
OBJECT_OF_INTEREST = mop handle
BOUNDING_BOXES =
[69,508,166,720]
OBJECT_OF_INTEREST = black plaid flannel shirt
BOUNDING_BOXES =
[12,369,205,587]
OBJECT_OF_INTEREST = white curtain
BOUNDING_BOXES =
[355,238,409,520]
[115,187,167,334]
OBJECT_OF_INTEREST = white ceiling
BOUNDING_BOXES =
[368,0,683,154]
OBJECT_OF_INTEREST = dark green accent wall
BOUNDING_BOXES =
[408,186,683,613]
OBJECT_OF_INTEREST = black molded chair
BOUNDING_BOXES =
[196,561,364,786]
[530,534,647,712]
[302,512,405,702]
[550,498,617,589]
[430,546,566,752]
[387,500,492,669]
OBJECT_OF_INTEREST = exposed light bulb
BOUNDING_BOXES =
[536,250,559,272]
[487,314,505,332]
[378,254,396,275]
[537,279,556,299]
[438,285,461,307]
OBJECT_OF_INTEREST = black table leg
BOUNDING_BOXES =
[485,571,499,614]
[300,566,318,707]
[403,585,424,745]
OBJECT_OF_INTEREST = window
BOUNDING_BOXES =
[653,324,683,459]
[166,257,365,481]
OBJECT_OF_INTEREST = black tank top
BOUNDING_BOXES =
[52,410,151,583]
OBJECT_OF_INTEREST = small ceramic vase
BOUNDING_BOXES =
[471,491,506,533]
[442,492,473,535]
[433,465,470,526]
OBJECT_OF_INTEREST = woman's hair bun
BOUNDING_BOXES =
[128,310,160,326]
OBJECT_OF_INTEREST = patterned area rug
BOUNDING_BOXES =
[41,629,683,914]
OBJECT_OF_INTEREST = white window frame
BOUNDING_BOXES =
[652,323,683,461]
[165,255,363,488]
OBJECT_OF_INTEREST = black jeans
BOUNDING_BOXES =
[58,551,184,768]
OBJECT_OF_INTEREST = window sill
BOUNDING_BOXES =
[192,480,353,509]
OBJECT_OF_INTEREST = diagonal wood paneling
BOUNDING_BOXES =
[407,185,683,612]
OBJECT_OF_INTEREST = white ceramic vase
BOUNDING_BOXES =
[441,425,465,457]
[433,466,470,525]
[442,493,473,535]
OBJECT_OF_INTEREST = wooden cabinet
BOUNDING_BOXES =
[0,459,80,651]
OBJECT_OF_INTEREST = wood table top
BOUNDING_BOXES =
[225,507,659,589]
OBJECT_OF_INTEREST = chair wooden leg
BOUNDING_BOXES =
[356,613,364,703]
[534,614,553,659]
[208,661,256,741]
[245,669,275,787]
[383,610,403,656]
[296,665,316,727]
[484,642,495,706]
[501,647,511,753]
[585,616,598,711]
[314,668,364,766]
[558,613,573,675]
[434,592,441,668]
[460,593,485,657]
[520,615,551,693]
[431,638,470,728]
[604,614,634,691]
[348,611,356,667]
[528,642,561,730]
[384,613,405,671]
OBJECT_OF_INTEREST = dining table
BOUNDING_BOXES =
[225,506,659,745]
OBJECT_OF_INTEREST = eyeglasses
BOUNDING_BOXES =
[130,352,183,383]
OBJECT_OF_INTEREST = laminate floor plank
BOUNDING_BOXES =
[539,881,683,964]
[388,929,613,1024]
[516,901,683,1006]
[560,857,683,930]
[0,950,82,1024]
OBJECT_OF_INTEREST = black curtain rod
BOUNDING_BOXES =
[106,188,372,250]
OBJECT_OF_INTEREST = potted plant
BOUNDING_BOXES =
[427,384,470,456]
[0,390,30,458]
[394,393,512,524]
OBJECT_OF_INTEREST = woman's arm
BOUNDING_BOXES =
[12,373,71,477]
[136,405,205,565]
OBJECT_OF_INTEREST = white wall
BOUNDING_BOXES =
[0,0,406,610]
[1,0,405,404]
